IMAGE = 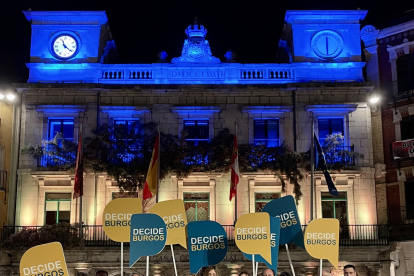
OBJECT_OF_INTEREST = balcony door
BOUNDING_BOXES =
[45,193,71,225]
[183,192,210,222]
[321,192,348,237]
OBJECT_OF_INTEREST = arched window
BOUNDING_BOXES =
[397,53,414,94]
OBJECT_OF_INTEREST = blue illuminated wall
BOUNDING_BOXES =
[23,11,116,64]
[284,10,367,63]
[24,10,367,84]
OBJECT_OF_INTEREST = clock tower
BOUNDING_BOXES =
[278,10,367,82]
[23,11,117,64]
[282,10,367,63]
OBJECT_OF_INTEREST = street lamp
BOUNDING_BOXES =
[6,93,16,101]
[369,96,379,104]
[369,93,381,113]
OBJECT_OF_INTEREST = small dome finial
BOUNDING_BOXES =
[194,17,198,25]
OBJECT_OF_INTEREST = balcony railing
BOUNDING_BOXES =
[37,153,76,168]
[388,205,414,224]
[82,224,235,247]
[321,145,356,169]
[382,81,414,100]
[0,224,392,247]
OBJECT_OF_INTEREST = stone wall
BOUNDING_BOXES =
[13,83,377,235]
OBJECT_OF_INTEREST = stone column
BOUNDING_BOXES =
[403,253,414,276]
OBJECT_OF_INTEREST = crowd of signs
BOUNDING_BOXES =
[19,196,339,276]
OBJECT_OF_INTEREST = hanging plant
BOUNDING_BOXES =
[21,124,314,201]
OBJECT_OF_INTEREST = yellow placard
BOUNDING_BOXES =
[20,242,69,276]
[150,199,188,248]
[103,198,142,242]
[234,212,272,264]
[304,218,339,268]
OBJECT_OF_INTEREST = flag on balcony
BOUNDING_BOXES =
[229,134,240,201]
[314,133,339,196]
[143,133,160,200]
[73,130,83,199]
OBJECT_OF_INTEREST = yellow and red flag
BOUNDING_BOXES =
[143,133,160,200]
[229,134,239,201]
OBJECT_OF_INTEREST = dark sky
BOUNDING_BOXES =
[1,0,413,83]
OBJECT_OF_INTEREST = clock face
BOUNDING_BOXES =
[52,35,78,59]
[311,30,344,60]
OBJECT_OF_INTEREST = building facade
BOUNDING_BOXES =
[0,93,15,228]
[0,9,399,276]
[361,16,414,276]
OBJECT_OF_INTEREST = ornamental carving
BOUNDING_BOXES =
[172,18,220,64]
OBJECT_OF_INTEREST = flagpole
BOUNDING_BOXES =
[310,113,314,221]
[234,121,238,224]
[79,123,83,242]
[156,124,160,204]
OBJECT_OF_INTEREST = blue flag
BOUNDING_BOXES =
[314,133,339,196]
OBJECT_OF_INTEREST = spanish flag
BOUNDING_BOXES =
[143,133,160,200]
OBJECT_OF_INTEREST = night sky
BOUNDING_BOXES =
[1,0,413,83]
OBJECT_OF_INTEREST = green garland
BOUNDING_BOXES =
[21,123,361,202]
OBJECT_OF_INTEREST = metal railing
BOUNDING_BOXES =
[1,224,393,247]
[321,145,356,169]
[82,225,235,247]
[388,205,414,224]
[382,81,414,101]
[37,153,76,168]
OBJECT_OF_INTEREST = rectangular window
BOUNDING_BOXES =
[254,119,280,147]
[48,119,74,141]
[318,118,344,145]
[40,119,75,167]
[114,119,140,136]
[401,115,414,140]
[404,180,414,221]
[45,193,71,225]
[113,119,141,163]
[397,53,414,94]
[321,192,348,224]
[184,120,209,147]
[183,192,210,222]
[255,192,280,212]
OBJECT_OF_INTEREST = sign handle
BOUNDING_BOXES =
[252,255,256,276]
[320,259,322,276]
[121,242,124,276]
[171,245,178,276]
[146,256,150,276]
[285,244,296,276]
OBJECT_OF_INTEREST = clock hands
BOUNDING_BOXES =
[60,38,74,52]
